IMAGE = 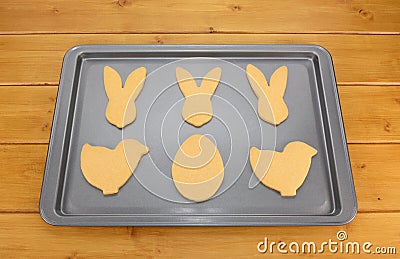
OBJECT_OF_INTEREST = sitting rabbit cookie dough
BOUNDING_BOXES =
[249,141,317,197]
[176,67,222,127]
[246,64,288,125]
[80,139,149,195]
[104,66,147,128]
[172,134,224,202]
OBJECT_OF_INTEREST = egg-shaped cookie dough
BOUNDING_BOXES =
[172,134,224,202]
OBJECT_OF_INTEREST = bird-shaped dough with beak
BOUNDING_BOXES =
[80,139,149,195]
[249,141,317,197]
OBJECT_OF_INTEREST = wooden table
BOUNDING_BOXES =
[0,1,399,257]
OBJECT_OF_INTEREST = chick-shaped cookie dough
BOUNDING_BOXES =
[104,66,147,128]
[249,141,317,197]
[176,67,222,127]
[172,134,224,202]
[246,64,288,125]
[81,139,149,195]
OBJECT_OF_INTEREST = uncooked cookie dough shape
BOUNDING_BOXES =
[172,134,224,202]
[249,141,317,197]
[246,64,288,125]
[176,67,222,127]
[104,66,147,128]
[80,139,149,195]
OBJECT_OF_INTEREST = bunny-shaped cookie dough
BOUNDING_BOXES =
[246,64,288,125]
[176,67,222,127]
[104,66,147,128]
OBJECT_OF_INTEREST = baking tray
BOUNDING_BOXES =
[40,45,357,226]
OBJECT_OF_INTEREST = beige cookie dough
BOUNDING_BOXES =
[80,139,149,195]
[246,64,288,125]
[104,66,147,128]
[176,67,222,127]
[249,141,317,197]
[172,134,224,202]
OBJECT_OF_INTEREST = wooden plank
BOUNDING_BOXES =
[0,212,398,257]
[350,144,400,213]
[339,86,400,143]
[0,86,57,144]
[0,34,399,85]
[0,145,46,212]
[0,0,399,34]
[1,85,399,144]
[0,144,399,213]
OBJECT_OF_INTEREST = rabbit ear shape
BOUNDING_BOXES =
[104,66,122,99]
[246,64,269,98]
[123,67,147,101]
[176,67,199,97]
[200,67,222,95]
[270,66,288,97]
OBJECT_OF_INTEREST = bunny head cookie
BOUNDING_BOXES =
[246,64,288,125]
[176,67,222,127]
[104,66,147,128]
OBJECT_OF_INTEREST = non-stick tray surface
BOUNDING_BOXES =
[40,45,357,226]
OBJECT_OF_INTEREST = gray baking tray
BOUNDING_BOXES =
[40,45,357,226]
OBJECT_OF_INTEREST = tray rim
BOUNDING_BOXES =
[39,44,357,226]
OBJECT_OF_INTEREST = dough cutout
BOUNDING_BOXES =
[246,64,288,125]
[81,139,149,195]
[104,66,147,128]
[172,134,224,202]
[249,141,317,197]
[176,67,222,127]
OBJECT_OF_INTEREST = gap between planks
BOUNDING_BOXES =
[1,85,399,144]
[2,82,400,87]
[0,0,399,35]
[1,32,400,36]
[0,34,399,85]
[0,143,399,213]
[1,210,399,214]
[0,212,399,258]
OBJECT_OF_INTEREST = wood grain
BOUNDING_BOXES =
[0,212,399,257]
[0,0,398,256]
[0,144,399,213]
[339,86,400,143]
[0,86,57,144]
[0,0,399,34]
[0,144,46,212]
[0,34,399,85]
[1,85,399,144]
[350,144,400,213]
